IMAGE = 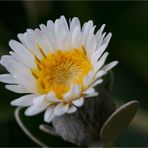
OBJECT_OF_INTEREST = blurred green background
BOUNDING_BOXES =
[0,1,148,147]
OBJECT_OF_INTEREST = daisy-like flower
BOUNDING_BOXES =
[0,16,118,123]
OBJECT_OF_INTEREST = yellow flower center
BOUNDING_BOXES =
[32,46,92,99]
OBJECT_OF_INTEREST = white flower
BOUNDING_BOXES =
[0,16,118,123]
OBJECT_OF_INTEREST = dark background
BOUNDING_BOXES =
[0,1,148,147]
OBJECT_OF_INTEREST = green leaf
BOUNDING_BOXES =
[100,100,139,147]
[15,107,77,147]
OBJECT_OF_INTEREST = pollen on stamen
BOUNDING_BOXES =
[32,47,92,97]
[36,44,47,58]
[34,55,41,64]
[36,63,41,71]
[32,71,38,79]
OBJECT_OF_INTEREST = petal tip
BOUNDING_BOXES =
[10,100,16,106]
[24,109,31,116]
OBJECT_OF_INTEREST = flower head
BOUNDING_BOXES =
[0,16,118,123]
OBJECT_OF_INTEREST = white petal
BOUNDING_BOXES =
[18,32,42,59]
[31,29,51,54]
[82,20,97,46]
[13,73,38,93]
[94,70,107,80]
[95,24,106,41]
[83,71,94,89]
[13,72,34,84]
[82,20,94,36]
[102,33,112,46]
[91,79,103,88]
[72,25,82,48]
[54,18,68,49]
[33,95,46,105]
[70,17,80,33]
[85,35,96,59]
[39,24,54,52]
[0,55,29,74]
[82,20,96,46]
[54,103,69,116]
[0,74,17,84]
[67,105,77,114]
[63,84,81,101]
[44,106,55,123]
[47,20,57,50]
[25,103,48,116]
[11,94,38,107]
[60,16,69,33]
[84,92,99,98]
[99,24,106,32]
[96,32,106,49]
[63,85,75,101]
[83,87,95,95]
[9,51,34,68]
[93,52,109,73]
[91,44,107,65]
[74,85,81,97]
[5,85,30,93]
[47,91,61,103]
[9,40,34,67]
[9,40,29,56]
[102,61,118,72]
[72,97,84,107]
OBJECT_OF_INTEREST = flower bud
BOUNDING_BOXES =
[52,86,115,146]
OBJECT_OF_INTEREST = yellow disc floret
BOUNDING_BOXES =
[32,46,92,99]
